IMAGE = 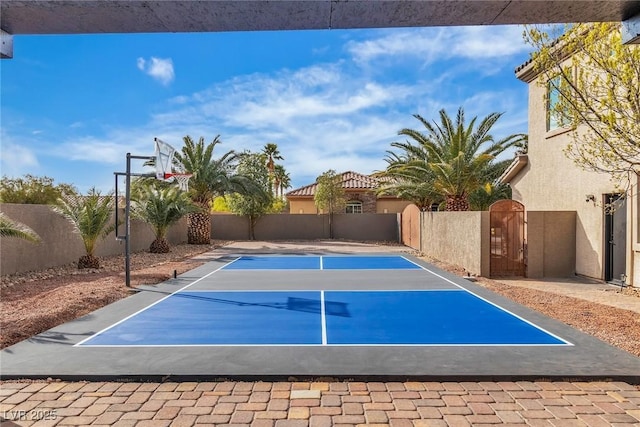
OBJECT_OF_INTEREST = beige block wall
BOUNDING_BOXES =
[288,199,318,214]
[420,211,489,277]
[1,203,187,275]
[289,198,411,214]
[509,79,621,280]
[376,199,413,214]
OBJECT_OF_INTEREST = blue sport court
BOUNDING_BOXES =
[78,255,570,347]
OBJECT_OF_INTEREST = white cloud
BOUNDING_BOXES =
[0,141,39,177]
[9,27,529,192]
[137,56,175,86]
[347,25,530,64]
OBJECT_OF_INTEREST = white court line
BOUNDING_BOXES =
[76,342,571,348]
[400,255,573,346]
[78,286,571,348]
[319,256,323,270]
[183,288,463,293]
[75,256,241,347]
[320,290,327,345]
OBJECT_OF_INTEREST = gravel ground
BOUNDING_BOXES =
[1,242,639,360]
[0,243,223,349]
[418,255,640,358]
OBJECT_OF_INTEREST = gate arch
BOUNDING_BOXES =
[489,200,526,277]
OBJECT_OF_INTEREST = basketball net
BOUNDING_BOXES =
[164,173,192,192]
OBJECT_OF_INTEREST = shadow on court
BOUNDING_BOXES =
[135,287,351,317]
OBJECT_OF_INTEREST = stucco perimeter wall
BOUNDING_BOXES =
[333,214,399,242]
[526,211,577,278]
[420,211,490,277]
[1,203,187,275]
[211,214,399,242]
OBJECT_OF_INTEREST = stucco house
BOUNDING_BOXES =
[286,171,412,214]
[499,50,639,287]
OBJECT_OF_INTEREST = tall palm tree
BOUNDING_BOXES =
[51,188,115,268]
[0,212,41,242]
[131,182,198,253]
[398,107,525,211]
[375,151,443,211]
[262,143,283,175]
[273,164,291,199]
[174,135,257,244]
[262,143,283,196]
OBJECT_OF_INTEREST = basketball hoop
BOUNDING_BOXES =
[153,138,192,190]
[154,138,176,180]
[164,173,193,191]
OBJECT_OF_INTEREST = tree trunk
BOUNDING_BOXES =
[78,254,100,269]
[248,216,255,241]
[149,237,171,253]
[445,195,470,211]
[187,212,211,244]
[329,213,334,239]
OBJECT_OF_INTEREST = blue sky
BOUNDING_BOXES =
[1,25,532,193]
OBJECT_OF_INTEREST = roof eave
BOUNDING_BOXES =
[498,154,529,184]
[515,61,538,83]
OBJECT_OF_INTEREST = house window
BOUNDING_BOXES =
[547,76,571,132]
[345,201,363,214]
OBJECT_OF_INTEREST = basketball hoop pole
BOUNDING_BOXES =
[115,139,178,287]
[114,152,155,287]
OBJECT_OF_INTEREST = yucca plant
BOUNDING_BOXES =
[131,182,197,253]
[0,212,41,243]
[51,188,115,268]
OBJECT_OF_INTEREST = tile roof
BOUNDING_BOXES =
[286,171,382,197]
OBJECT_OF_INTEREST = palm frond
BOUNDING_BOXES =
[0,212,41,243]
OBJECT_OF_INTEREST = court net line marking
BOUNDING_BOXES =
[75,256,241,347]
[400,256,573,346]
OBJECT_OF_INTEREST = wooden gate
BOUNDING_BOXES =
[401,204,421,250]
[489,200,526,277]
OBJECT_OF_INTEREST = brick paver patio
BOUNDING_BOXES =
[1,380,639,426]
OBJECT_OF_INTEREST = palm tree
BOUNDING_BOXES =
[131,182,197,253]
[273,164,291,199]
[375,151,443,211]
[51,188,115,268]
[262,143,283,196]
[174,135,257,244]
[0,212,41,242]
[398,107,525,211]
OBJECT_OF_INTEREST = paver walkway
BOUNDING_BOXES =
[1,380,639,426]
[3,242,640,426]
